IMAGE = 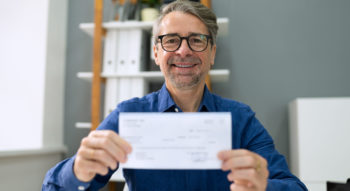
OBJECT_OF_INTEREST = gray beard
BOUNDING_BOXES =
[166,56,203,90]
[168,72,201,90]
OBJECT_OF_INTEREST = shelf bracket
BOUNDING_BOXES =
[91,0,104,131]
[201,0,213,91]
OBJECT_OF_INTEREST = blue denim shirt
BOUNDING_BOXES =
[43,84,307,191]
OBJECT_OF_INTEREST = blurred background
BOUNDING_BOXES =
[0,0,349,190]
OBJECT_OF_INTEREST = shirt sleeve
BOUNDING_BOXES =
[42,110,121,191]
[239,107,308,191]
[42,155,91,191]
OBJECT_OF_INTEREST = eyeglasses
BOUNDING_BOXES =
[157,33,212,52]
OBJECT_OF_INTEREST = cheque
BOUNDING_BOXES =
[119,112,232,169]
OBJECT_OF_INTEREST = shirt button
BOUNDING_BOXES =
[174,108,179,112]
[78,186,85,190]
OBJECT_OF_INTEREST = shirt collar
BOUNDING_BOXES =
[198,85,216,112]
[157,83,216,112]
[158,83,176,112]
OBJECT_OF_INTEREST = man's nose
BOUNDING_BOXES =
[175,39,193,57]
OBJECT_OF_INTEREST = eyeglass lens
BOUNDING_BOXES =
[161,34,209,52]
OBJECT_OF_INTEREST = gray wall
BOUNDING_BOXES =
[64,0,92,157]
[212,0,350,161]
[64,0,113,157]
[0,152,64,191]
[64,0,350,167]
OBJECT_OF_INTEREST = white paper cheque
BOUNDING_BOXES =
[119,112,232,169]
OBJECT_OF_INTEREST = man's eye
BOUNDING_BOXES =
[190,37,205,44]
[192,38,203,43]
[164,38,179,44]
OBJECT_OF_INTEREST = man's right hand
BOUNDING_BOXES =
[73,130,132,182]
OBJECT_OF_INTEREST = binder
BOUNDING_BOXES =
[103,30,117,74]
[103,24,149,117]
[104,78,118,117]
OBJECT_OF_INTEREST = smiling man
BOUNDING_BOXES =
[154,10,216,112]
[43,0,307,191]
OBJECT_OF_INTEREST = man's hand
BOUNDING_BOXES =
[218,149,269,191]
[73,130,132,182]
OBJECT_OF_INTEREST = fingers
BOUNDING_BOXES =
[221,154,256,171]
[74,130,132,182]
[218,149,268,172]
[82,133,130,163]
[227,168,260,188]
[74,151,111,182]
[218,149,269,191]
[230,183,255,191]
[75,154,110,176]
[78,147,117,170]
[89,130,132,154]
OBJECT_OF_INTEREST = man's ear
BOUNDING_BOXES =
[153,44,160,66]
[210,44,216,66]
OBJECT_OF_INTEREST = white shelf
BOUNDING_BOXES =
[77,69,230,83]
[79,18,229,37]
[75,122,93,129]
[0,146,67,158]
[75,122,91,129]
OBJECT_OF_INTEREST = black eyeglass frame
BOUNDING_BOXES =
[157,33,213,52]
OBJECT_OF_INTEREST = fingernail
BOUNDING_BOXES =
[127,147,132,153]
[123,155,128,162]
[217,152,223,159]
[221,162,228,171]
[221,164,226,170]
[119,156,125,163]
[247,182,253,188]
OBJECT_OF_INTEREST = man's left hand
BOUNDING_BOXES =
[218,149,269,191]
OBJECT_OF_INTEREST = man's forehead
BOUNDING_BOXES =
[158,11,208,35]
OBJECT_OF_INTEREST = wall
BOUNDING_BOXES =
[64,0,350,171]
[0,0,68,190]
[0,150,65,190]
[0,0,49,150]
[0,0,67,150]
[63,0,113,158]
[211,0,350,161]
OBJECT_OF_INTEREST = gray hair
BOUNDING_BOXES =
[152,0,218,45]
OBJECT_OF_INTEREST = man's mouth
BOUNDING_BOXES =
[172,64,196,68]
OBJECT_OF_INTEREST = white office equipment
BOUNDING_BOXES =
[289,97,350,191]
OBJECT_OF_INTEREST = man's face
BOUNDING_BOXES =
[154,11,216,90]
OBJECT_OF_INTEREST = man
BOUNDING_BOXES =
[43,0,307,190]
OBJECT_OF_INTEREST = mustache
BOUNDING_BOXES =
[167,56,201,65]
